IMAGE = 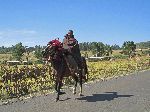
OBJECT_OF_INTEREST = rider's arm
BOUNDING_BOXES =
[62,38,70,49]
[68,38,78,48]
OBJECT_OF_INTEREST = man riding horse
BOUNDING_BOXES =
[62,30,82,72]
[42,30,88,101]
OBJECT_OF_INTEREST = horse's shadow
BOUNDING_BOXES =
[77,92,133,102]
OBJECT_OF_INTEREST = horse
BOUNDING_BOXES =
[42,39,88,101]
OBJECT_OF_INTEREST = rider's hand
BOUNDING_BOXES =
[68,48,72,53]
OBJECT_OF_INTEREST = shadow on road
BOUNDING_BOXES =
[77,92,133,102]
[59,97,71,101]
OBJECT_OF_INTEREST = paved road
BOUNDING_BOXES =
[0,70,150,112]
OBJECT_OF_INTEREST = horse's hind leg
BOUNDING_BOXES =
[55,81,58,92]
[56,82,61,102]
[73,76,78,95]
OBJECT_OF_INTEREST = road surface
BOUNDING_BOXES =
[0,70,150,112]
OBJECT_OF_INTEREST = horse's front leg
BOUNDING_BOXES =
[79,72,83,96]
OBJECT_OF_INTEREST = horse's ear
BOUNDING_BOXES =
[56,38,59,40]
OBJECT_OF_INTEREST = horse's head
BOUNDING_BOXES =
[42,39,62,61]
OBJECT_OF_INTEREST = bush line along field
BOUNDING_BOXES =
[88,56,150,81]
[0,55,150,100]
[0,52,37,64]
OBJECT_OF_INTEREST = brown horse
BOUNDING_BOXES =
[42,40,88,101]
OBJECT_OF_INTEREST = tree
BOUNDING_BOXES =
[136,41,150,49]
[34,45,43,60]
[91,42,105,57]
[12,42,25,61]
[97,42,105,56]
[122,41,136,57]
[105,44,112,56]
[111,44,121,50]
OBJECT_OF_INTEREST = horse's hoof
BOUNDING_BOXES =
[59,92,66,95]
[79,93,84,96]
[55,98,59,102]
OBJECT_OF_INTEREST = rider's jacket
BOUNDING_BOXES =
[62,34,78,51]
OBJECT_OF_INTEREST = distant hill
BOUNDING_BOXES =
[136,41,150,49]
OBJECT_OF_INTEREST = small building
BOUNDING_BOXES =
[87,56,113,62]
[22,61,33,65]
[7,61,20,66]
[22,61,28,65]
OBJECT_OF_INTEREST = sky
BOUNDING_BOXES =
[0,0,150,47]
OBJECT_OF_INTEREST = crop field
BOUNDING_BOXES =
[88,56,150,81]
[0,55,150,101]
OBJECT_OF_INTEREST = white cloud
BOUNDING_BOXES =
[13,30,37,35]
[23,41,36,46]
[0,32,3,35]
[0,32,3,37]
[0,29,39,47]
[0,29,37,38]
